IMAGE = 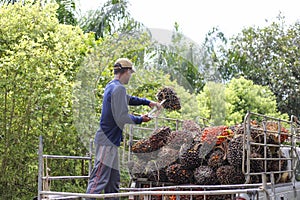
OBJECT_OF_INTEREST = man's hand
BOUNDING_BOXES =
[141,114,151,122]
[149,101,162,110]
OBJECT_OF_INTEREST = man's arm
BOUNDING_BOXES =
[127,95,150,106]
[127,95,161,109]
[112,86,144,126]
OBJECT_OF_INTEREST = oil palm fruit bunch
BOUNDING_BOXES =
[248,120,265,143]
[265,121,289,144]
[128,160,148,179]
[216,165,245,184]
[179,142,204,169]
[207,148,227,170]
[166,163,193,184]
[166,130,194,150]
[201,126,233,146]
[193,165,219,185]
[267,151,288,183]
[249,152,264,173]
[227,135,244,167]
[194,194,232,200]
[146,160,169,182]
[156,146,180,169]
[131,126,171,153]
[182,119,202,138]
[132,151,158,163]
[156,87,181,111]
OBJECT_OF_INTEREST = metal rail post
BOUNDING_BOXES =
[88,139,93,176]
[38,135,43,200]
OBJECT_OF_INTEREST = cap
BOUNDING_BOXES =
[113,58,136,72]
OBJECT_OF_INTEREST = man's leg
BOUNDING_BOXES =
[86,145,113,200]
[104,167,120,200]
[104,146,120,200]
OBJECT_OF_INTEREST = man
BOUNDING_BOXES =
[86,58,161,200]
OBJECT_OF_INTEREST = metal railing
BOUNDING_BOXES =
[37,136,93,200]
[37,116,210,200]
[37,113,299,199]
[242,111,300,186]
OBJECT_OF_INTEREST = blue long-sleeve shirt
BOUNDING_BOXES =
[95,79,150,146]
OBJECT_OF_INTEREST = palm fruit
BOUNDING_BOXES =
[179,142,204,169]
[194,194,232,200]
[166,130,194,150]
[131,126,171,153]
[216,165,245,184]
[265,121,289,144]
[146,160,169,182]
[166,163,193,184]
[156,87,181,111]
[127,160,148,179]
[156,146,180,169]
[182,119,202,138]
[201,126,232,146]
[167,190,191,200]
[194,165,219,185]
[249,121,264,143]
[249,152,264,173]
[227,135,244,167]
[199,126,233,160]
[132,151,158,163]
[207,148,227,170]
[235,124,244,135]
[267,151,288,183]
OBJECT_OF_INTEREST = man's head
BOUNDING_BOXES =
[113,58,135,74]
[113,58,135,84]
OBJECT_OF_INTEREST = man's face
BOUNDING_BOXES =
[123,69,134,84]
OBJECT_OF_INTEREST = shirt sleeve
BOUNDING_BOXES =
[112,85,143,125]
[127,95,151,106]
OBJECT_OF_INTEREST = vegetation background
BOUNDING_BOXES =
[0,0,299,199]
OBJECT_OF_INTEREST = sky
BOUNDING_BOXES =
[78,0,300,44]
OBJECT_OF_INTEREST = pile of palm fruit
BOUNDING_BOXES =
[129,119,290,190]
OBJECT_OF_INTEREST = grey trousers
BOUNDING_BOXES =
[86,145,120,200]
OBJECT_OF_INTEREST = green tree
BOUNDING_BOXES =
[0,0,78,25]
[0,3,90,199]
[55,0,77,25]
[150,23,207,94]
[79,0,142,39]
[197,77,288,126]
[215,14,300,117]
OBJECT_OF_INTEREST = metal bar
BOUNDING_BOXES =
[88,139,93,177]
[250,127,291,135]
[121,183,269,191]
[38,135,43,200]
[43,155,91,160]
[247,111,290,123]
[249,157,291,161]
[42,176,89,180]
[248,170,293,176]
[157,117,183,122]
[250,142,286,148]
[41,188,265,198]
[128,124,133,163]
[132,126,155,131]
[243,111,251,183]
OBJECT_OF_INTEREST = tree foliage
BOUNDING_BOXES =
[148,24,207,94]
[197,77,288,126]
[215,14,300,117]
[0,3,90,199]
[0,0,78,25]
[79,0,142,39]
